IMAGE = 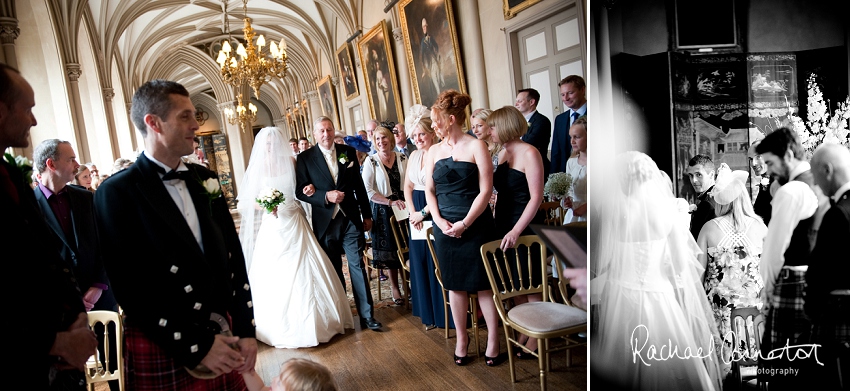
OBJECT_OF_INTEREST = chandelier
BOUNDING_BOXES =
[216,0,288,98]
[224,94,257,133]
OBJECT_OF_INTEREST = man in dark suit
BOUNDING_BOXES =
[806,143,850,389]
[33,138,120,390]
[686,154,716,239]
[748,139,773,224]
[95,79,256,390]
[551,75,586,174]
[515,88,552,177]
[296,116,381,330]
[392,122,416,157]
[0,63,97,389]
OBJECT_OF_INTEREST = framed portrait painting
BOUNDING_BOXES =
[357,20,403,124]
[399,0,466,108]
[336,43,359,100]
[316,75,340,129]
[503,0,542,20]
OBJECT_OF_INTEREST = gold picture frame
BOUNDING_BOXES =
[503,0,543,20]
[357,20,404,124]
[335,43,359,100]
[399,0,467,108]
[316,75,340,129]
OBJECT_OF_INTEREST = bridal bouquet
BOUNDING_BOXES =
[543,172,573,201]
[256,187,285,214]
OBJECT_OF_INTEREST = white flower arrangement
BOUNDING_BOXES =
[543,172,573,201]
[256,187,285,214]
[201,178,222,199]
[338,152,349,165]
[788,73,850,159]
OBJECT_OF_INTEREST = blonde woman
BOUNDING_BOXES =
[402,105,446,329]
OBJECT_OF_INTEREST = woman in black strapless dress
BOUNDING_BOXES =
[424,90,504,367]
[489,106,547,358]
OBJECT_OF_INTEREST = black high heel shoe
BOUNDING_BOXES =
[454,336,472,366]
[484,352,508,367]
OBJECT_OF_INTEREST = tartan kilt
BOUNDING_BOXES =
[124,322,247,391]
[765,269,811,349]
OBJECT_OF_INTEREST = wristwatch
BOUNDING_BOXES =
[420,209,426,217]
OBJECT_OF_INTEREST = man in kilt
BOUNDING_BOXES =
[95,80,257,390]
[755,128,822,389]
[807,143,850,389]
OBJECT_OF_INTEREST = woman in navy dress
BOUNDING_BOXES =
[424,90,503,366]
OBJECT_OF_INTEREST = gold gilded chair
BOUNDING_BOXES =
[363,238,384,302]
[538,201,565,227]
[389,215,411,309]
[425,227,480,357]
[480,235,586,391]
[729,306,765,390]
[85,310,124,391]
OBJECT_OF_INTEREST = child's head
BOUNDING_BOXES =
[272,358,337,391]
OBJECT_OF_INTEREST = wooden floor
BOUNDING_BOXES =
[251,301,587,391]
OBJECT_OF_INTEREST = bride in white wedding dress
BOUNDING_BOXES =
[237,127,353,349]
[591,151,722,390]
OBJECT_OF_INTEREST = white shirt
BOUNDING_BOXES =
[144,151,203,250]
[317,145,340,218]
[831,181,850,203]
[760,161,818,301]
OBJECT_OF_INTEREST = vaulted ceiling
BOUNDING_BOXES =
[79,0,361,108]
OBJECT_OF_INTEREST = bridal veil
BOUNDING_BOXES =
[591,151,722,390]
[236,126,298,272]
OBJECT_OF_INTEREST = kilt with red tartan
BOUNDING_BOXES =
[124,322,247,391]
[758,268,813,387]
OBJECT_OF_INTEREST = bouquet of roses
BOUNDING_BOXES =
[256,187,285,214]
[543,172,573,201]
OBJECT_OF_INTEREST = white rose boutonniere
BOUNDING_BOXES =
[760,177,769,187]
[338,152,349,165]
[202,178,222,200]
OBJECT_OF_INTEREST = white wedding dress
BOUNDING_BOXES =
[248,175,354,348]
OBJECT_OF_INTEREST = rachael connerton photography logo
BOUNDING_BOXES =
[629,325,824,367]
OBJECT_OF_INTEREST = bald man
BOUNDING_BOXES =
[805,144,850,388]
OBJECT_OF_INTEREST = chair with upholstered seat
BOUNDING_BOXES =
[85,310,124,391]
[480,235,586,391]
[425,227,480,357]
[389,215,411,309]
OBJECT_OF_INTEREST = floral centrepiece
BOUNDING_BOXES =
[788,73,850,159]
[256,187,285,214]
[3,152,33,185]
[543,172,573,201]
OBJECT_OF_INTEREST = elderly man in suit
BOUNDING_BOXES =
[33,138,120,390]
[551,75,586,174]
[806,143,850,389]
[0,63,98,389]
[515,88,552,177]
[296,116,382,330]
[392,122,416,157]
[95,79,257,390]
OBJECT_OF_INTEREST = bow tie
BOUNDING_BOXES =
[156,165,190,181]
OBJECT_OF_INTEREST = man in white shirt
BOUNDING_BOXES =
[754,127,821,389]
